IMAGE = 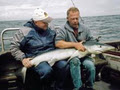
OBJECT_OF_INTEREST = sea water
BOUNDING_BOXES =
[0,15,120,51]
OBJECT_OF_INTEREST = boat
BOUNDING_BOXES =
[0,28,120,90]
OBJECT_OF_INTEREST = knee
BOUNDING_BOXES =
[89,63,95,71]
[54,60,70,74]
[70,57,81,66]
[34,62,53,80]
[55,60,67,69]
[40,67,53,80]
[84,61,95,71]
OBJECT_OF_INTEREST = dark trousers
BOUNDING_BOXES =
[24,60,73,90]
[24,61,53,90]
[53,60,73,90]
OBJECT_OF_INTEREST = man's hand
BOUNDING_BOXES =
[74,41,86,51]
[22,58,33,68]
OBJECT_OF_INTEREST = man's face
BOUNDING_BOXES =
[35,21,48,30]
[67,11,79,29]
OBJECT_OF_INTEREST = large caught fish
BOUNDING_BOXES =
[30,41,115,66]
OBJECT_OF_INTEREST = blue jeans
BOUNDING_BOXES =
[34,61,53,81]
[53,60,70,90]
[70,56,95,89]
[34,60,70,89]
[25,62,53,90]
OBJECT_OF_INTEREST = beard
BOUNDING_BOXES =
[32,22,47,34]
[68,21,79,29]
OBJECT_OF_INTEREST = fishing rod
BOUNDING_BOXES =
[70,0,102,41]
[70,0,84,24]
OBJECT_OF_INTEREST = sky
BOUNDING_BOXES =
[0,0,120,21]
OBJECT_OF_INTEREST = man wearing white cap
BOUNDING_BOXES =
[11,8,70,90]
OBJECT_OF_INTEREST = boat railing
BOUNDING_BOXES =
[0,28,20,52]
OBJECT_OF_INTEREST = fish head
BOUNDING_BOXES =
[84,41,115,54]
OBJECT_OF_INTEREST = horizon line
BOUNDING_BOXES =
[0,14,120,22]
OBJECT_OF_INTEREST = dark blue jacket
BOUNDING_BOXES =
[11,20,56,61]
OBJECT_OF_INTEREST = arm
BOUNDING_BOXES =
[86,27,95,41]
[10,29,26,61]
[10,29,33,68]
[55,40,76,48]
[55,27,85,51]
[56,40,85,51]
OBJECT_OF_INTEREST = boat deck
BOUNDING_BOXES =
[94,80,120,90]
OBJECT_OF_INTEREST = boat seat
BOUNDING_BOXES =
[0,51,24,90]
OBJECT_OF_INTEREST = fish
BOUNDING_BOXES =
[30,41,115,67]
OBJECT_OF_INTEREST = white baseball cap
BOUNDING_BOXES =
[32,8,52,23]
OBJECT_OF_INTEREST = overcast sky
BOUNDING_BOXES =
[0,0,120,21]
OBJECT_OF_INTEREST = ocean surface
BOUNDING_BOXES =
[0,15,120,51]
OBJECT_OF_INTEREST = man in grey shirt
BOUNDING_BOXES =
[55,7,95,90]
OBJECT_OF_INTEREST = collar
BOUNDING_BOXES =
[64,22,83,33]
